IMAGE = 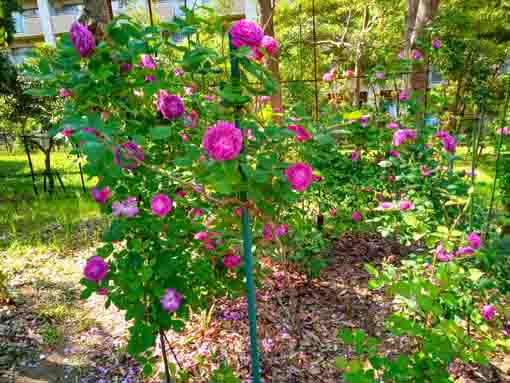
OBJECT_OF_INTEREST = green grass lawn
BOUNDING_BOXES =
[0,150,91,197]
[0,150,101,251]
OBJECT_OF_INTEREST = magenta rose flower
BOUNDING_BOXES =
[160,288,182,313]
[389,150,400,158]
[496,127,510,136]
[481,304,496,321]
[399,90,409,101]
[455,247,475,256]
[114,141,144,169]
[284,163,313,192]
[288,125,311,142]
[387,121,399,130]
[379,202,393,209]
[435,131,456,153]
[330,208,337,217]
[112,196,139,218]
[156,90,185,120]
[344,69,354,77]
[202,121,243,161]
[351,150,360,162]
[151,193,173,217]
[359,116,369,127]
[139,54,156,70]
[120,63,132,73]
[420,165,432,177]
[375,72,385,80]
[432,39,441,49]
[323,69,335,82]
[61,128,74,137]
[70,21,95,58]
[253,35,278,60]
[263,224,273,241]
[173,67,185,77]
[229,19,263,49]
[59,88,72,98]
[91,186,110,204]
[83,256,108,282]
[399,200,414,211]
[392,129,416,146]
[435,244,450,262]
[352,211,361,222]
[275,224,288,237]
[223,254,241,269]
[467,232,481,249]
[411,49,422,60]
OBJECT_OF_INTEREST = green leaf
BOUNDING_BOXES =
[149,126,172,140]
[338,328,354,345]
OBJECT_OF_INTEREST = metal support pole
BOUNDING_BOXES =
[312,0,319,121]
[229,39,261,383]
[23,136,38,195]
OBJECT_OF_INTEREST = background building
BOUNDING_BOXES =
[9,0,255,63]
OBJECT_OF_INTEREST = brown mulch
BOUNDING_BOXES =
[2,232,509,382]
[161,232,413,382]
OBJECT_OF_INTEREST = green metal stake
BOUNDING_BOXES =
[229,39,261,383]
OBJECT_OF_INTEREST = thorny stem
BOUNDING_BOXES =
[162,331,183,370]
[160,330,172,383]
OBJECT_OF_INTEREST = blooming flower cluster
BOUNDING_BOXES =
[434,232,482,263]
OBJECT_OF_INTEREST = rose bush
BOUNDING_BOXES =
[26,14,325,378]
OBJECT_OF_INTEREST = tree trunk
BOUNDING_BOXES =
[406,0,440,125]
[80,0,112,41]
[353,6,369,108]
[258,0,282,116]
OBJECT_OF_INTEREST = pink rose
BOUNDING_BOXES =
[70,22,95,58]
[151,193,173,217]
[284,163,313,192]
[229,19,264,49]
[160,288,182,312]
[156,91,185,120]
[202,121,243,161]
[90,186,110,204]
[83,256,108,282]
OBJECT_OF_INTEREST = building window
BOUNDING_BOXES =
[54,4,82,16]
[12,12,23,33]
[23,8,39,18]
